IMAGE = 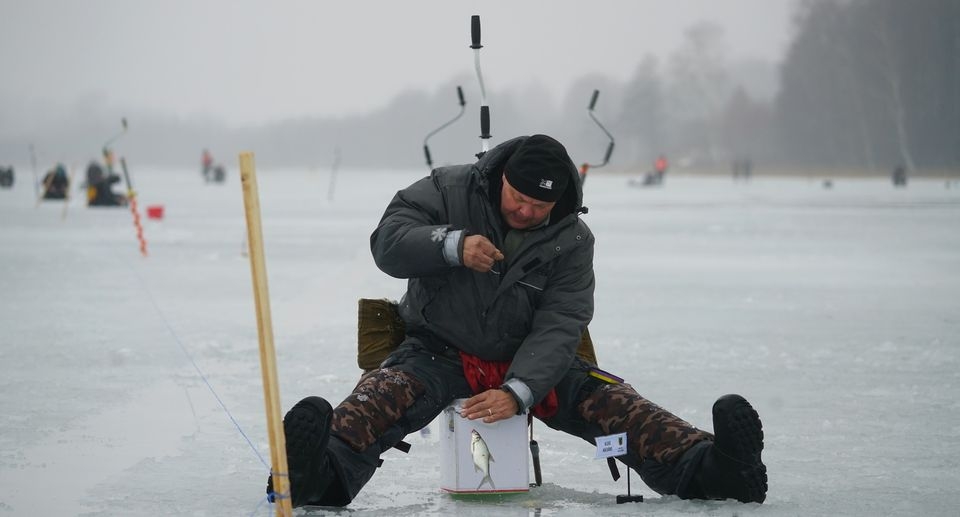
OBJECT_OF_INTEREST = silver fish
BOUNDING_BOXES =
[470,429,496,490]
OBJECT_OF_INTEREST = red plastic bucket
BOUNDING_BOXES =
[146,205,164,220]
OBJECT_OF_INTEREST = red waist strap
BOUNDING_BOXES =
[459,351,558,419]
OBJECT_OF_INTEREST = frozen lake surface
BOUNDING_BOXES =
[1,166,958,516]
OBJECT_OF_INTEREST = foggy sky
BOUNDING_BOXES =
[1,0,795,131]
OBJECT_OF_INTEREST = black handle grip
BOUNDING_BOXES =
[456,86,465,107]
[589,90,599,111]
[604,142,615,163]
[530,439,542,487]
[423,145,433,168]
[471,15,482,49]
[480,105,491,139]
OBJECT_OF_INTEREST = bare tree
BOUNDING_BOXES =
[666,22,730,166]
[617,56,664,166]
[863,1,917,173]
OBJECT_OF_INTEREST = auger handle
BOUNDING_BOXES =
[471,15,482,49]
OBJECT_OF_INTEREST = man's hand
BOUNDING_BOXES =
[461,235,504,273]
[461,388,519,423]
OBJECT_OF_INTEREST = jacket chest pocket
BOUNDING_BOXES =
[516,270,548,296]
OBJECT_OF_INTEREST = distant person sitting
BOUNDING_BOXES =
[86,161,126,207]
[635,153,668,187]
[42,164,69,199]
[0,165,13,188]
[212,163,226,183]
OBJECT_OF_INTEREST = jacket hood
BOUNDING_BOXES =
[472,136,586,223]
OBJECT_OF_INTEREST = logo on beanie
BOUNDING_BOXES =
[539,179,554,190]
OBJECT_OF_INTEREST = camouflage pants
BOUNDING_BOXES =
[576,383,713,464]
[331,367,426,451]
[539,363,715,496]
[544,360,713,464]
[331,340,473,455]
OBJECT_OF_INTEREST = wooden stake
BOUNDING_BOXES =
[239,152,292,517]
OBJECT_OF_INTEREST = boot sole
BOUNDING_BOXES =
[268,396,334,506]
[714,395,768,503]
[284,396,334,472]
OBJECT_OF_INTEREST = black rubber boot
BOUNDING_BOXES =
[266,396,338,507]
[695,394,767,503]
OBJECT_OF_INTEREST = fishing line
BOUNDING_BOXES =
[118,253,271,472]
[120,253,295,515]
[249,494,278,517]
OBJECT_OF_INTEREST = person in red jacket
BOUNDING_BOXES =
[201,149,214,181]
[654,154,669,182]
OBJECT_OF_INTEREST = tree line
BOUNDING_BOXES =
[601,0,959,174]
[4,0,956,174]
[776,0,960,172]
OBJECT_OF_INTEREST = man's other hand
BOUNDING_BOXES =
[462,235,504,273]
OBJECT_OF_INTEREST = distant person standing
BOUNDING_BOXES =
[654,154,669,182]
[732,156,753,182]
[202,149,226,183]
[202,149,214,182]
[579,162,590,185]
[637,153,669,186]
[892,165,907,187]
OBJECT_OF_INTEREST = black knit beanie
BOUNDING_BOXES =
[503,134,572,202]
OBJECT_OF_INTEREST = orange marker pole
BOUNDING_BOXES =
[120,158,148,256]
[238,152,292,517]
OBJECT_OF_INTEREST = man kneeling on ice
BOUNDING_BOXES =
[267,134,767,506]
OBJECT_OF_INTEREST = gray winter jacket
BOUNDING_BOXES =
[370,136,595,410]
